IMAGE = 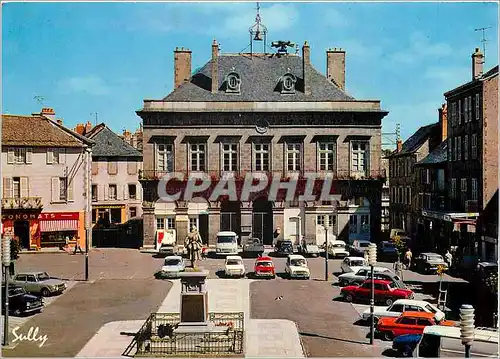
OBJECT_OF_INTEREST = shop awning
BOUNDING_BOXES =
[40,220,78,232]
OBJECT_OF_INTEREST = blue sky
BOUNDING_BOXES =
[2,1,498,143]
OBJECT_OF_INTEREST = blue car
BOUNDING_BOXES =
[392,334,422,357]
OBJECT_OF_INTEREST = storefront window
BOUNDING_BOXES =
[41,231,76,248]
[110,208,121,223]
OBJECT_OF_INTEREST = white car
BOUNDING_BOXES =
[362,299,445,323]
[337,266,392,286]
[340,256,369,273]
[327,240,350,258]
[285,254,310,279]
[160,256,186,278]
[216,231,239,256]
[224,256,245,278]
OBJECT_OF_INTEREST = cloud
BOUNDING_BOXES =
[424,65,470,88]
[322,8,351,28]
[391,31,452,65]
[58,75,111,95]
[340,39,383,60]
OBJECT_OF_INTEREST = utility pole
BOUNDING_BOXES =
[90,112,98,126]
[382,123,400,151]
[475,26,491,61]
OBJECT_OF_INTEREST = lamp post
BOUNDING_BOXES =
[323,216,330,282]
[367,243,377,345]
[2,236,11,346]
[460,304,475,358]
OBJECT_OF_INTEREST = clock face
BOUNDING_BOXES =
[255,118,269,134]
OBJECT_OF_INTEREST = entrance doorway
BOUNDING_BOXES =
[14,220,30,249]
[220,201,241,240]
[252,198,273,245]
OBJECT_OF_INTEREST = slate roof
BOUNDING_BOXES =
[163,53,356,102]
[445,65,499,97]
[389,123,440,157]
[416,140,447,165]
[2,114,88,147]
[85,124,143,158]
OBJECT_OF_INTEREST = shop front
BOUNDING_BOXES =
[92,205,126,227]
[1,211,42,250]
[39,212,85,249]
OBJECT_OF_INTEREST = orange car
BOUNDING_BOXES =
[376,311,457,341]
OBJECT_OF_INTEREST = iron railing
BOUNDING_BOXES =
[131,312,244,357]
[139,169,386,181]
[1,197,43,210]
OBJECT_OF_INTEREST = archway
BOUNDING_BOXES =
[220,200,241,241]
[188,198,210,245]
[252,197,273,245]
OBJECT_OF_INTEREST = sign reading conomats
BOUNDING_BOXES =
[1,212,80,221]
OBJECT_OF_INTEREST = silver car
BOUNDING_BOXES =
[11,272,66,297]
[337,266,393,286]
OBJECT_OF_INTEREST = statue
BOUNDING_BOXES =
[184,226,203,268]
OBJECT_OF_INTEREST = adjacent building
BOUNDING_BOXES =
[74,123,144,226]
[1,108,93,250]
[137,38,388,249]
[121,126,143,152]
[380,153,390,235]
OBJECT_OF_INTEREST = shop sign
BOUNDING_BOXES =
[421,210,451,221]
[38,212,79,221]
[2,213,39,221]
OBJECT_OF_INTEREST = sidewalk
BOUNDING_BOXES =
[77,279,304,358]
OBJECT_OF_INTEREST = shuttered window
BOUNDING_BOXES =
[127,160,137,175]
[51,177,69,202]
[108,161,118,175]
[91,162,99,175]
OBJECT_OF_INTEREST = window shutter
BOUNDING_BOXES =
[47,149,54,164]
[98,184,105,201]
[25,148,33,164]
[20,177,29,197]
[67,178,74,201]
[124,185,129,200]
[127,161,137,175]
[91,162,99,175]
[7,148,14,164]
[104,185,109,200]
[137,183,142,200]
[117,185,123,200]
[3,178,13,198]
[107,162,112,174]
[51,177,59,202]
[60,149,66,164]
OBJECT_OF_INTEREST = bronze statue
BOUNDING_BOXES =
[184,226,203,268]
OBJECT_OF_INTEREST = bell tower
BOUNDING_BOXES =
[249,2,268,54]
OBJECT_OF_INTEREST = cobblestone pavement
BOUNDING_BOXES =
[2,279,172,357]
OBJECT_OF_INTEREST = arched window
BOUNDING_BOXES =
[226,72,241,93]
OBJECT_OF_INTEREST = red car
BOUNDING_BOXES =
[253,256,276,278]
[376,311,457,340]
[341,279,414,306]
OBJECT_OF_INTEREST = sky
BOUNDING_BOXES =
[2,1,499,144]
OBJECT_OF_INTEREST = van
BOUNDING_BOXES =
[414,325,499,357]
[215,231,239,256]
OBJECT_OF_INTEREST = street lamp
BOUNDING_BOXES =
[323,216,330,282]
[367,243,377,345]
[460,304,475,358]
[2,235,11,346]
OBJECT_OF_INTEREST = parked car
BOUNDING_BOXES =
[298,239,320,257]
[340,256,368,273]
[327,240,350,258]
[412,253,448,274]
[274,240,294,257]
[285,254,310,279]
[11,272,66,297]
[224,256,246,278]
[349,240,372,256]
[253,256,275,278]
[362,299,445,323]
[392,334,422,357]
[337,266,392,286]
[242,237,264,257]
[1,285,44,316]
[216,231,239,256]
[341,279,414,306]
[378,241,399,261]
[376,311,457,341]
[160,255,186,278]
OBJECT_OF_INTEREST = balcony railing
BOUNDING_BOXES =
[139,169,386,181]
[1,197,43,210]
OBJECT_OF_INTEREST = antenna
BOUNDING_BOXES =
[474,26,491,62]
[90,112,98,126]
[33,96,45,105]
[382,123,401,151]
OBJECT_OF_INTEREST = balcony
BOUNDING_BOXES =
[2,197,43,210]
[139,169,386,181]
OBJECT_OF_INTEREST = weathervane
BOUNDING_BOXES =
[249,2,268,55]
[474,26,491,63]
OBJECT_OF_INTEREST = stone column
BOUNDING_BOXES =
[142,202,156,248]
[273,203,284,242]
[208,207,220,247]
[304,206,317,242]
[175,206,189,245]
[240,202,252,239]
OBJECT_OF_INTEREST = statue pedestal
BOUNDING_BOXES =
[175,270,211,333]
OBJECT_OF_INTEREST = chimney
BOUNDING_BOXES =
[56,118,63,125]
[75,123,85,135]
[438,103,448,142]
[397,139,402,152]
[302,41,311,95]
[40,107,56,121]
[85,121,93,133]
[472,47,484,80]
[174,47,192,88]
[211,39,219,94]
[326,48,346,90]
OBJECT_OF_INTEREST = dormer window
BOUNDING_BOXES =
[281,73,296,94]
[225,72,241,93]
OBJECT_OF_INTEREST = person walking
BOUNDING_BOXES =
[73,237,84,254]
[404,248,413,269]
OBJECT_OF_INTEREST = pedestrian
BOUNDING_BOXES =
[201,245,207,260]
[393,257,404,281]
[73,237,84,254]
[445,249,453,268]
[404,248,412,269]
